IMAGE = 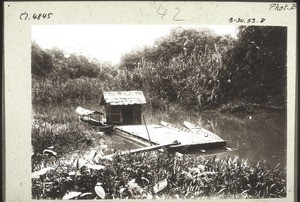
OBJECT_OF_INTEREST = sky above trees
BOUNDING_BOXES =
[32,25,237,65]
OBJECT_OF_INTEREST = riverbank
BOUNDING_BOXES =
[217,101,286,114]
[31,114,286,199]
[144,98,286,116]
[32,114,107,154]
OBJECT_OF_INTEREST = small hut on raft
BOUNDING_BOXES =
[100,91,146,125]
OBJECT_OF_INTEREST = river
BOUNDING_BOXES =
[33,103,286,168]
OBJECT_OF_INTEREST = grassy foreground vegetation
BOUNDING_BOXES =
[32,114,107,156]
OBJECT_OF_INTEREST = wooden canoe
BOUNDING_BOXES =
[80,117,114,133]
[80,117,104,126]
[76,106,114,133]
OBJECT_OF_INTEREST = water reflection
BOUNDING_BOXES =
[107,134,140,151]
[33,103,286,168]
[145,108,286,168]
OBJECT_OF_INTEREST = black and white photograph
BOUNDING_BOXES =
[3,1,297,202]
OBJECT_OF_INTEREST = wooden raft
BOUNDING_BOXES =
[115,124,227,151]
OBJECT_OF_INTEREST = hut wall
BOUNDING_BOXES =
[111,106,123,124]
[106,104,142,125]
[105,104,111,124]
[132,104,141,124]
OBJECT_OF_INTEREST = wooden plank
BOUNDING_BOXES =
[160,121,205,135]
[114,127,156,147]
[103,141,181,159]
[183,121,224,141]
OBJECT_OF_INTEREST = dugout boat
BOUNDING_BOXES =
[76,106,114,133]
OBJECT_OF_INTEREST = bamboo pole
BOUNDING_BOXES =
[102,141,181,159]
[143,115,152,146]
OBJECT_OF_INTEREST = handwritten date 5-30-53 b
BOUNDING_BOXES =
[19,12,53,20]
[229,17,266,24]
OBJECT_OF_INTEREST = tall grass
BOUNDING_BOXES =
[32,76,111,104]
[117,43,227,110]
[31,114,108,171]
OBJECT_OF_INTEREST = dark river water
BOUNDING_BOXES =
[33,103,287,168]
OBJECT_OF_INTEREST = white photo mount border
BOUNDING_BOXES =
[3,1,297,202]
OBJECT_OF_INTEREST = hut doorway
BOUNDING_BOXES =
[122,106,133,124]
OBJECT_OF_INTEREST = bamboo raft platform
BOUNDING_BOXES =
[115,124,227,152]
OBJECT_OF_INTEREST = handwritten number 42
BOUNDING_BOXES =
[157,5,184,21]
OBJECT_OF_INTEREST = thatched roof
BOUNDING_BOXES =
[100,91,146,105]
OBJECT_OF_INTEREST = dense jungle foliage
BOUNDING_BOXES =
[32,26,287,111]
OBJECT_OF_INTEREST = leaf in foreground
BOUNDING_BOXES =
[80,192,92,197]
[86,164,106,170]
[153,178,168,193]
[78,192,93,199]
[43,149,57,156]
[74,158,86,170]
[217,188,226,195]
[62,191,82,199]
[31,167,55,178]
[95,182,106,199]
